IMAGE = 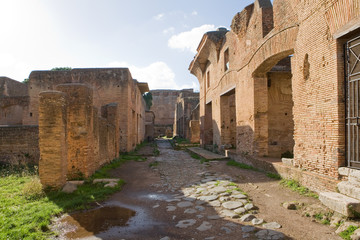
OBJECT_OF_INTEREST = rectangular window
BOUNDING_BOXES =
[224,48,229,71]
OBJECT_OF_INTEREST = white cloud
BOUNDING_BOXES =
[163,27,175,35]
[168,24,216,53]
[108,61,180,90]
[154,13,165,21]
[191,11,198,16]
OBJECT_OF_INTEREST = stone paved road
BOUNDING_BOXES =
[54,139,340,240]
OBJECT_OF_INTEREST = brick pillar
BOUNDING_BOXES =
[39,91,67,189]
[56,84,94,179]
[253,75,269,156]
[190,120,200,143]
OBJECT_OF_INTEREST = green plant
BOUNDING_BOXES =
[339,225,359,240]
[314,213,324,221]
[227,182,237,187]
[22,176,45,200]
[266,173,282,180]
[142,92,153,110]
[0,155,128,239]
[190,152,201,160]
[51,67,72,71]
[227,160,258,171]
[321,219,330,225]
[280,179,318,198]
[281,151,294,158]
[149,161,159,167]
[200,158,210,164]
[153,148,160,156]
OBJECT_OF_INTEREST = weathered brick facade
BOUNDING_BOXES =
[173,91,199,140]
[0,68,149,188]
[25,68,147,153]
[150,89,195,137]
[189,0,360,190]
[0,77,29,125]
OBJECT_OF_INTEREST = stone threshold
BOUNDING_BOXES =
[187,147,229,160]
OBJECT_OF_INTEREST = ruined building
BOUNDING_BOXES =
[150,89,197,138]
[0,68,148,188]
[189,0,360,201]
[173,91,199,142]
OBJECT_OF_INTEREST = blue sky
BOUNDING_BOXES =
[0,0,257,90]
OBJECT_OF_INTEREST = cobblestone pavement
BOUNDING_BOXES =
[55,139,340,240]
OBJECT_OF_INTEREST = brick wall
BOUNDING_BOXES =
[189,0,360,188]
[173,91,199,139]
[0,125,39,165]
[0,96,29,125]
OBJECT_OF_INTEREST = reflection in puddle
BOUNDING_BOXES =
[63,206,136,239]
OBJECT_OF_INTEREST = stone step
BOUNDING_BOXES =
[338,181,360,200]
[319,192,360,217]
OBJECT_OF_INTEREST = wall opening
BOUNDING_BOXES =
[254,54,294,158]
[224,49,229,71]
[220,89,236,149]
[204,102,213,145]
[343,30,360,168]
[267,56,294,158]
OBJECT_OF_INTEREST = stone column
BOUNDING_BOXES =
[38,91,67,189]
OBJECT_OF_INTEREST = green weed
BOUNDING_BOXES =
[280,179,318,198]
[149,161,159,167]
[226,160,258,171]
[339,225,359,240]
[266,173,282,180]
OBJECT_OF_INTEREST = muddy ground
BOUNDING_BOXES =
[54,140,342,240]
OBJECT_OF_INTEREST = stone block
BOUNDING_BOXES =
[319,192,360,217]
[338,167,350,176]
[281,158,293,166]
[338,181,360,200]
[349,169,360,184]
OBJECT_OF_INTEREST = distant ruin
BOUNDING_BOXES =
[149,89,198,138]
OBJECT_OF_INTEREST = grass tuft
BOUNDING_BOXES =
[22,176,45,200]
[280,179,318,198]
[266,172,282,180]
[339,225,359,240]
[226,160,258,171]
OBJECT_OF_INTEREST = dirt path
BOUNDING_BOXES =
[57,140,341,240]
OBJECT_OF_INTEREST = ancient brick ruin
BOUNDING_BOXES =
[189,0,360,192]
[0,68,148,188]
[173,91,200,142]
[150,89,198,138]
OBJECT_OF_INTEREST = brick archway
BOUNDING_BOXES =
[249,26,297,157]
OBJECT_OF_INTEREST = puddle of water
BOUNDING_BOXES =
[63,206,136,239]
[145,193,170,201]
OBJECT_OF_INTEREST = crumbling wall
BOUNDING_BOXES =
[39,84,119,188]
[150,89,181,136]
[0,125,39,165]
[25,68,146,153]
[0,77,29,125]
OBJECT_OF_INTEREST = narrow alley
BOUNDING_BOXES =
[54,140,340,240]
